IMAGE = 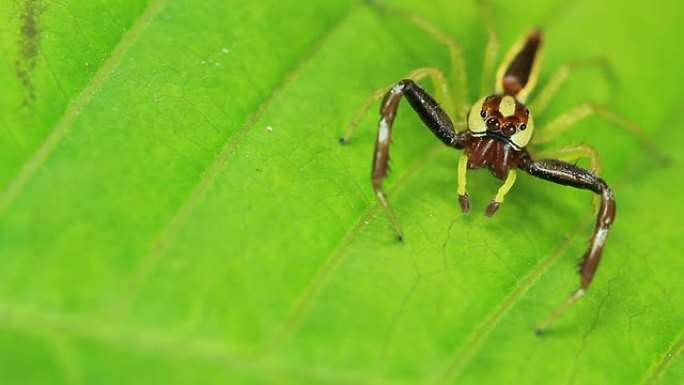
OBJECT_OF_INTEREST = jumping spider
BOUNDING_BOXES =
[339,17,651,332]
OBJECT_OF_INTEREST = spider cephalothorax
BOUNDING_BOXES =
[339,21,650,333]
[461,94,535,183]
[468,94,534,151]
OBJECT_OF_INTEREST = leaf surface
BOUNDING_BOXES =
[0,0,682,384]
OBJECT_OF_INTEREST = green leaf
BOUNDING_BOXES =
[0,0,682,384]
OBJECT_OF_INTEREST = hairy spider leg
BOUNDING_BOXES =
[529,58,615,115]
[341,68,453,144]
[372,79,466,240]
[534,144,603,213]
[485,169,517,217]
[518,157,615,334]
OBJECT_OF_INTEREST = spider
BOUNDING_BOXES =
[338,10,653,333]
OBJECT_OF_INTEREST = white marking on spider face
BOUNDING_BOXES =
[467,97,488,134]
[378,118,390,144]
[499,95,517,117]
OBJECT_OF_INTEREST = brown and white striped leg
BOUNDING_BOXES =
[372,79,465,240]
[519,158,616,334]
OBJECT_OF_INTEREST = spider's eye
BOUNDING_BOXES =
[519,124,527,131]
[480,110,486,118]
[525,108,530,116]
[486,118,500,131]
[502,123,516,136]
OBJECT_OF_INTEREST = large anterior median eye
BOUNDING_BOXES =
[509,112,535,149]
[467,97,488,136]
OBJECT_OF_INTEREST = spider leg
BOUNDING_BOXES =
[533,144,602,174]
[533,144,603,212]
[529,58,614,115]
[341,67,454,144]
[404,14,469,120]
[372,79,466,240]
[366,2,470,120]
[484,169,517,217]
[519,156,616,334]
[531,104,666,162]
[478,0,499,98]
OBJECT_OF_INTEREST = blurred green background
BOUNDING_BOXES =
[1,0,683,384]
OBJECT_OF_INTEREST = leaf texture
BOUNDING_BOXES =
[0,0,682,384]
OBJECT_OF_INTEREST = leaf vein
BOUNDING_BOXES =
[431,220,590,384]
[0,0,170,218]
[108,3,362,319]
[641,327,684,385]
[264,144,449,352]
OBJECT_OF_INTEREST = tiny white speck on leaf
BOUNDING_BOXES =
[221,48,230,53]
[266,125,273,132]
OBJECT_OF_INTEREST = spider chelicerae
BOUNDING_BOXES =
[339,9,653,333]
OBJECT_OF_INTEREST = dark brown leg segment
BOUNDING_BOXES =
[373,79,464,240]
[519,158,616,333]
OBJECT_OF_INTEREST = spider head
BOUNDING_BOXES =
[467,94,535,150]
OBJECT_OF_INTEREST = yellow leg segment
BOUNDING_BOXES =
[457,154,470,213]
[486,169,517,217]
[479,0,499,98]
[531,103,666,163]
[532,104,594,145]
[494,169,517,203]
[457,154,468,195]
[406,15,469,120]
[341,67,453,144]
[529,58,613,115]
[365,1,470,121]
[535,144,602,174]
